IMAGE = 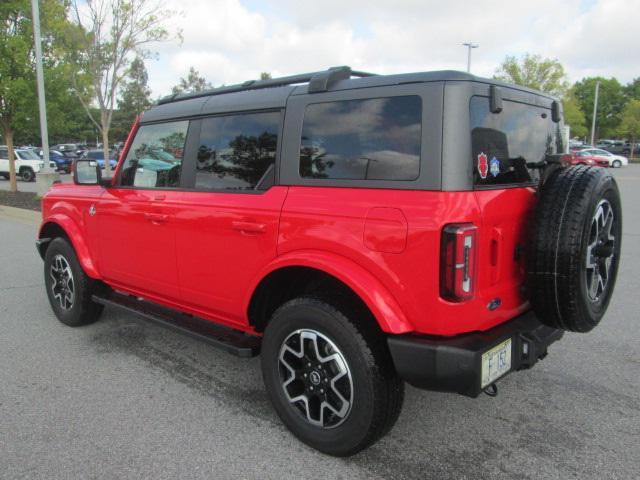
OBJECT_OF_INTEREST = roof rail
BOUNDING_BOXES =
[157,66,377,105]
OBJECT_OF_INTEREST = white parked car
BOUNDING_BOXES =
[0,146,56,181]
[578,148,628,168]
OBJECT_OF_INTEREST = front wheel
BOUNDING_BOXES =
[44,237,104,326]
[261,297,404,456]
[20,168,35,182]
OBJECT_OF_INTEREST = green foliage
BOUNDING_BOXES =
[562,90,588,138]
[260,72,272,80]
[0,0,51,136]
[0,0,84,190]
[625,78,640,101]
[112,56,152,140]
[572,77,626,139]
[494,54,569,96]
[119,56,152,116]
[172,67,212,95]
[619,99,640,149]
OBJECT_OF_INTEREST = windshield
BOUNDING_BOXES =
[470,96,564,187]
[17,150,41,160]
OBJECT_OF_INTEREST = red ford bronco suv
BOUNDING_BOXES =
[37,67,622,456]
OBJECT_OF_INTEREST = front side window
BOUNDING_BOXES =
[120,120,189,188]
[470,96,564,186]
[196,111,280,191]
[299,96,422,181]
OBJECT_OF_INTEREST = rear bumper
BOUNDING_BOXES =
[387,311,563,397]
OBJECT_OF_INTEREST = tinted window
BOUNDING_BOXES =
[299,96,422,181]
[0,148,8,160]
[120,121,189,188]
[196,112,279,190]
[470,96,564,186]
[17,150,40,160]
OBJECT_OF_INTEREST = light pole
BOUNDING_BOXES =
[590,81,600,147]
[31,0,59,196]
[463,42,479,73]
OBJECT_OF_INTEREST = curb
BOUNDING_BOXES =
[0,205,41,226]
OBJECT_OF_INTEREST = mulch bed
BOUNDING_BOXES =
[0,190,42,211]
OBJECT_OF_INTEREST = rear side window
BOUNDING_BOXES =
[470,96,564,186]
[196,111,279,191]
[120,120,189,188]
[299,96,422,181]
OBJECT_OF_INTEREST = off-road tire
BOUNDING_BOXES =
[527,166,622,332]
[20,167,35,182]
[44,237,104,327]
[261,297,404,456]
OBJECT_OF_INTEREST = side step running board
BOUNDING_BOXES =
[92,291,261,358]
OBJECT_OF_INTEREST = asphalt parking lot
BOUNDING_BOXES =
[1,167,639,479]
[0,172,72,193]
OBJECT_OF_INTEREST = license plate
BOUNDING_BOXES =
[481,339,512,388]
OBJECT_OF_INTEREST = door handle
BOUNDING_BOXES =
[144,213,168,224]
[231,220,266,234]
[153,194,166,201]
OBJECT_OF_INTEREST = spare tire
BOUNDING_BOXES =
[527,166,622,332]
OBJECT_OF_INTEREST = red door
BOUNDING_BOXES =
[172,187,288,329]
[97,188,183,304]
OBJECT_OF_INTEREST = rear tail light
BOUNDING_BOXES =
[440,223,478,302]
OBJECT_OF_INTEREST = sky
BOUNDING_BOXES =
[143,0,640,97]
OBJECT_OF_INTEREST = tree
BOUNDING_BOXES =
[563,90,588,139]
[70,0,175,174]
[172,67,212,95]
[572,77,626,139]
[620,99,640,158]
[494,54,569,96]
[625,78,640,101]
[0,0,74,192]
[260,72,272,80]
[114,55,151,137]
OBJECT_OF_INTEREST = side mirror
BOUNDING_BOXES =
[73,159,101,185]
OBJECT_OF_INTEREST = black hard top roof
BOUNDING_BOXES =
[141,66,556,124]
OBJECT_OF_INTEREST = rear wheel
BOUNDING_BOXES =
[261,297,404,456]
[612,160,622,168]
[44,237,104,327]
